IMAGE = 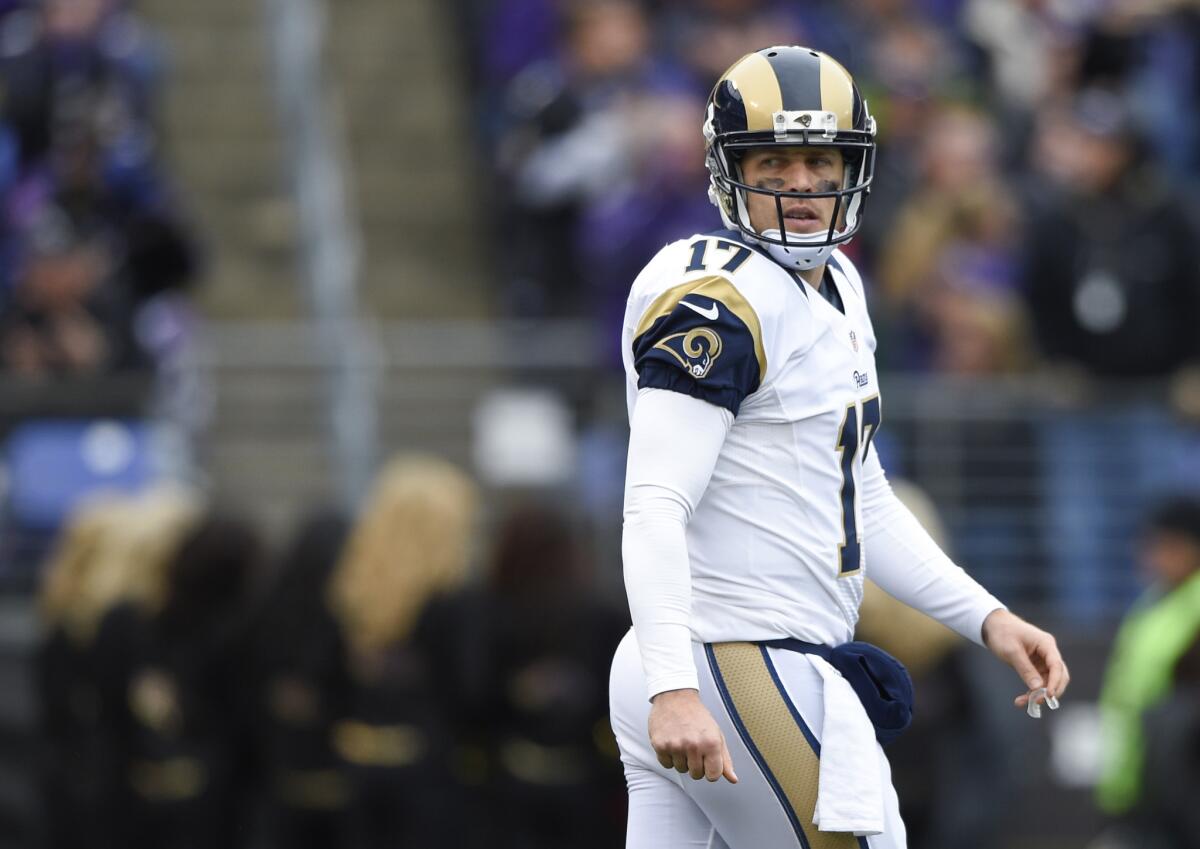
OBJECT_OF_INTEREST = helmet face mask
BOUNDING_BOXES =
[703,47,877,271]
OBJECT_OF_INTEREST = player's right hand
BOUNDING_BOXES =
[648,688,738,784]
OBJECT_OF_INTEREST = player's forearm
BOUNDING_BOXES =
[860,453,1005,645]
[622,388,733,699]
[623,488,699,697]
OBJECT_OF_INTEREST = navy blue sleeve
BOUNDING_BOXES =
[631,279,765,415]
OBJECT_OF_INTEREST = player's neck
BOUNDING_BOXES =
[795,263,826,289]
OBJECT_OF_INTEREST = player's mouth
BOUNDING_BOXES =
[782,205,825,233]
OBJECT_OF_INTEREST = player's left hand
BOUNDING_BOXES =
[981,608,1070,709]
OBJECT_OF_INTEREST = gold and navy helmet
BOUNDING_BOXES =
[703,46,877,271]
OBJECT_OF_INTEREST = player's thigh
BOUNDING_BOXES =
[688,643,906,849]
[611,631,726,849]
[625,765,726,849]
[612,633,831,848]
[759,647,907,849]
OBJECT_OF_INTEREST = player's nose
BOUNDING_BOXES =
[782,161,819,193]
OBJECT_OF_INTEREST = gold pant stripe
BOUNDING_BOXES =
[708,642,859,849]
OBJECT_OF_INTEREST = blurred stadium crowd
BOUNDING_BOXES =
[0,0,197,383]
[35,458,629,848]
[28,463,1200,849]
[470,0,1200,379]
[0,0,1198,847]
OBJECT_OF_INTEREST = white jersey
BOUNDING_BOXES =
[621,230,885,648]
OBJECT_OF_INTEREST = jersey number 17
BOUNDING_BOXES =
[835,396,881,577]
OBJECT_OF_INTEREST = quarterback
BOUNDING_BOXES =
[609,46,1069,848]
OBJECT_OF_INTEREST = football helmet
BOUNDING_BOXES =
[704,46,877,271]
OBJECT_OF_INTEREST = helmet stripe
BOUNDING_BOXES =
[818,53,857,131]
[723,52,784,131]
[762,48,822,115]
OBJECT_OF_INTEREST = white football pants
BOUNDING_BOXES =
[609,629,908,849]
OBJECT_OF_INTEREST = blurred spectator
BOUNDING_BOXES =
[48,486,200,641]
[1,0,162,169]
[0,0,197,385]
[91,500,261,849]
[921,268,1030,376]
[2,84,199,302]
[961,0,1084,113]
[35,487,201,845]
[247,511,353,849]
[1023,89,1200,619]
[477,0,560,90]
[858,100,1042,589]
[0,205,135,376]
[35,494,137,849]
[576,90,713,356]
[875,104,1029,372]
[1096,496,1200,836]
[658,0,806,92]
[854,16,959,267]
[1137,633,1200,849]
[326,454,478,849]
[427,502,627,849]
[1124,6,1200,179]
[492,0,689,315]
[1021,89,1200,379]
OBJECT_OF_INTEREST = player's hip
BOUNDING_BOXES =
[610,631,907,848]
[609,630,829,767]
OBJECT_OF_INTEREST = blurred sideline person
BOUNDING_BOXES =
[1138,635,1200,849]
[610,46,1069,849]
[1095,496,1200,849]
[326,454,478,849]
[491,0,689,316]
[428,502,628,849]
[92,503,262,849]
[1022,90,1200,621]
[874,104,1030,374]
[245,511,353,849]
[35,495,143,849]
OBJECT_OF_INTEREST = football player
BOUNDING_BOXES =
[609,46,1070,849]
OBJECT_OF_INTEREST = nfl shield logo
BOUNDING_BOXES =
[849,330,858,352]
